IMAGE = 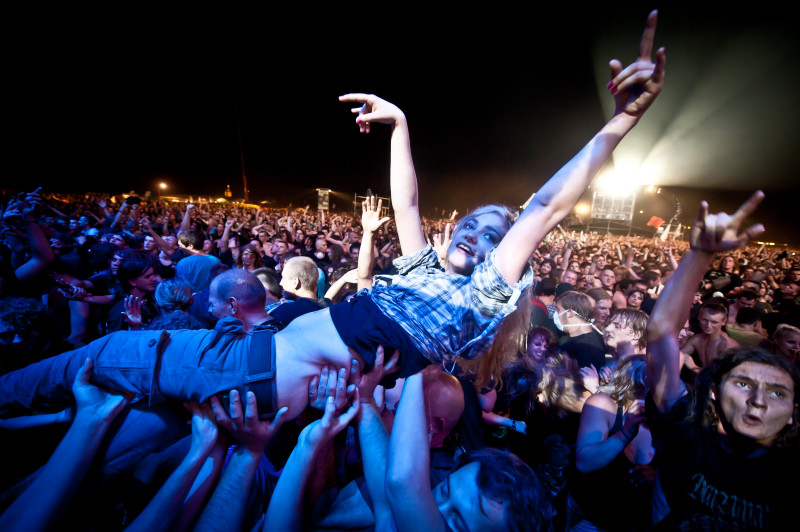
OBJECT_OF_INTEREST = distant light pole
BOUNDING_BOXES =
[158,182,167,203]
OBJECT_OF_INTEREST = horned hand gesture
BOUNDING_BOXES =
[689,191,765,254]
[609,10,666,120]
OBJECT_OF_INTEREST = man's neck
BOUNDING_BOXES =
[241,312,273,332]
[566,323,593,337]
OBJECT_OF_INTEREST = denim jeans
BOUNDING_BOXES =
[0,317,274,417]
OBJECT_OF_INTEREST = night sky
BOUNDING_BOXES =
[8,6,800,244]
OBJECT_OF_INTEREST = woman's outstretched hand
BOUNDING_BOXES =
[609,10,666,120]
[339,93,405,134]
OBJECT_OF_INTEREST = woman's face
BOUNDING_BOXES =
[242,248,256,266]
[540,262,552,275]
[446,212,507,276]
[776,332,800,359]
[627,291,644,308]
[528,333,550,360]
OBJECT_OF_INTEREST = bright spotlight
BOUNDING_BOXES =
[594,169,638,198]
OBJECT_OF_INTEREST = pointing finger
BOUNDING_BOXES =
[339,93,373,103]
[638,10,658,60]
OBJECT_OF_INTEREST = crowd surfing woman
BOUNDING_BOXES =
[335,10,666,384]
[0,11,666,448]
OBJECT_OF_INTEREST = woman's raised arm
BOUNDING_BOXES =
[494,10,666,285]
[340,93,428,256]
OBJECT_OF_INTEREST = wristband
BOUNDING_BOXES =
[511,420,517,432]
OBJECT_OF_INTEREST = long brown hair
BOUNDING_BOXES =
[460,288,531,391]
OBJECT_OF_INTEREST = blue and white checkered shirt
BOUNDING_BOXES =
[369,245,532,363]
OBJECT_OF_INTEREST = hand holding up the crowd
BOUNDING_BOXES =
[194,392,287,532]
[125,401,219,532]
[210,389,288,456]
[350,345,400,406]
[308,366,356,412]
[0,358,129,532]
[71,358,130,423]
[265,376,360,531]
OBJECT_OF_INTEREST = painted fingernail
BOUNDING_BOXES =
[610,87,618,95]
[606,81,614,89]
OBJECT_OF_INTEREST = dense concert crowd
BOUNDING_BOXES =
[1,11,798,532]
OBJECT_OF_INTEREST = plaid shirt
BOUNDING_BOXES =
[370,245,532,363]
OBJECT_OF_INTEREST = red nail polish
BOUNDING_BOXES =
[611,87,618,95]
[606,81,614,89]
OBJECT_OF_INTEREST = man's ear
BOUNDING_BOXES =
[430,417,445,435]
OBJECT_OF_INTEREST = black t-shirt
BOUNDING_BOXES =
[647,393,798,531]
[704,269,742,295]
[558,331,607,369]
[88,270,122,298]
[268,297,328,326]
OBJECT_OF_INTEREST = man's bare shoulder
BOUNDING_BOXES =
[723,332,741,349]
[681,333,702,353]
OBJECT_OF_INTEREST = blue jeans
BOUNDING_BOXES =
[0,317,276,418]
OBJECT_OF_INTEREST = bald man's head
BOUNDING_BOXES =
[425,371,465,448]
[208,269,266,321]
[280,256,319,299]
